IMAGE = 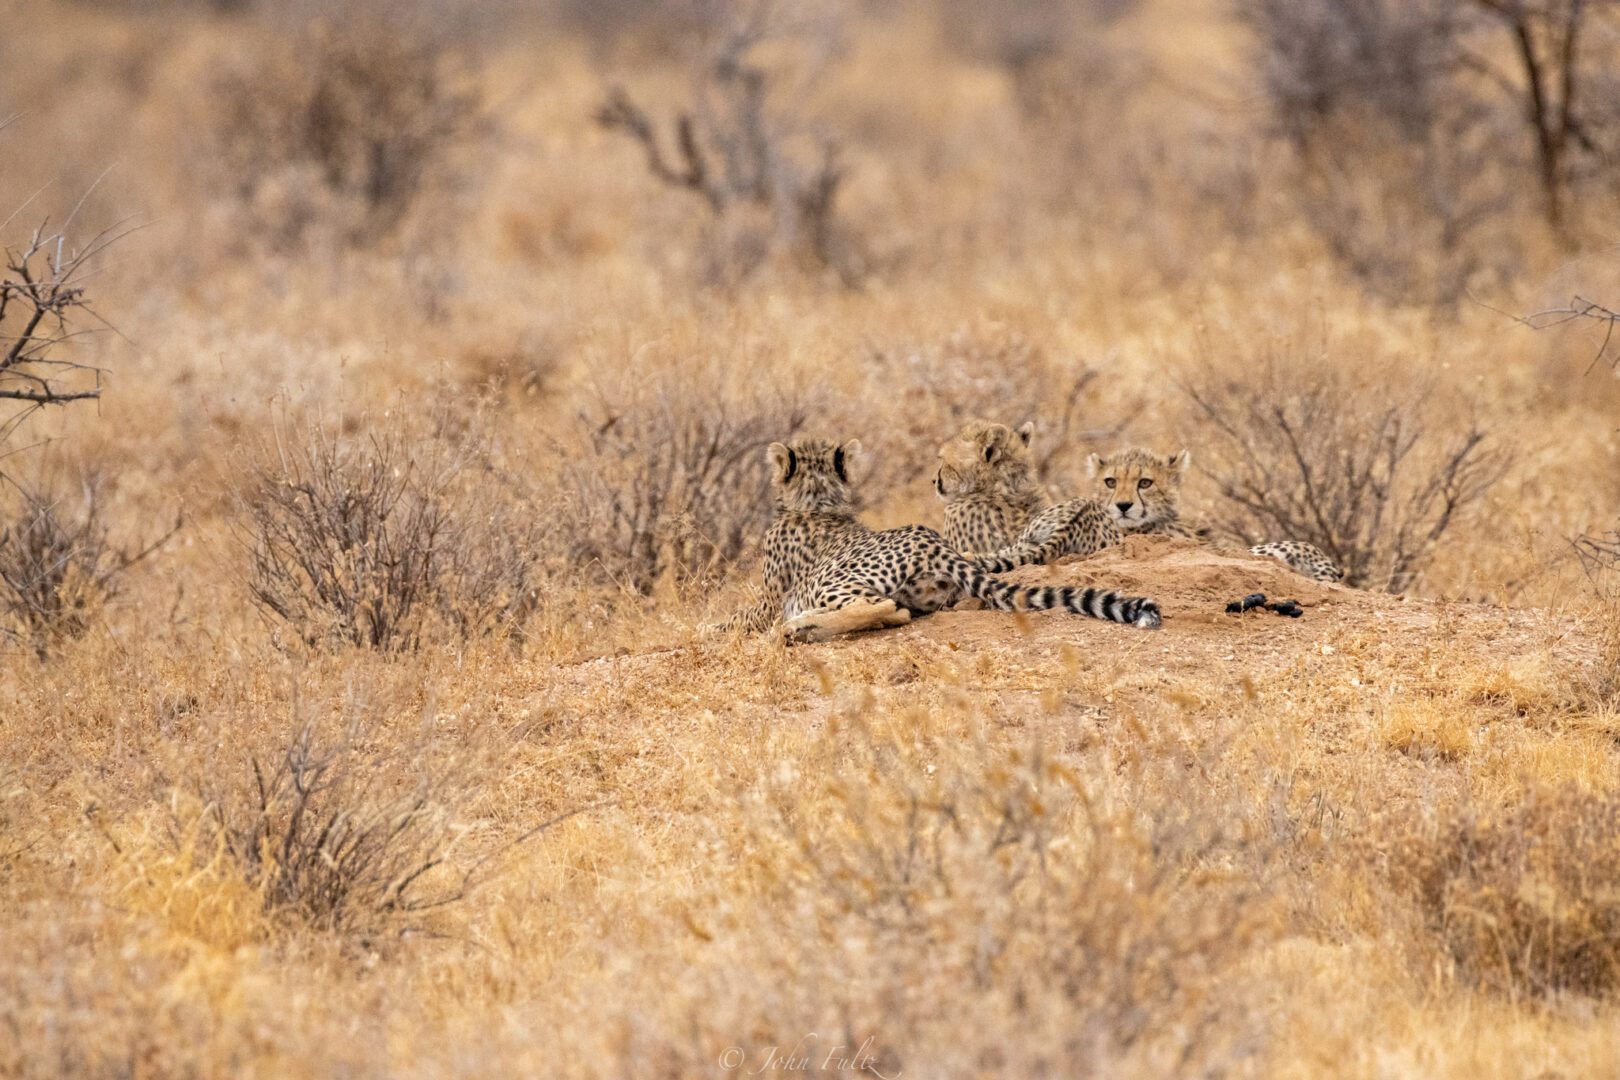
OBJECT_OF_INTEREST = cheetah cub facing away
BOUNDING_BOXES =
[936,420,1123,568]
[1088,448,1345,583]
[747,436,1161,643]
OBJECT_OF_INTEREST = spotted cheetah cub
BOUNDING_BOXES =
[726,436,1161,642]
[936,421,1123,569]
[935,420,1122,565]
[935,419,1049,554]
[1087,448,1345,582]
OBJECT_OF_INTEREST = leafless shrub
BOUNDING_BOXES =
[0,475,170,659]
[233,415,543,650]
[211,18,481,248]
[1238,0,1519,303]
[208,718,464,933]
[558,367,814,592]
[1240,0,1620,279]
[554,0,714,55]
[1186,355,1507,592]
[1516,294,1620,372]
[1393,790,1620,998]
[1,218,124,449]
[1462,0,1620,235]
[596,0,860,285]
[1240,0,1467,143]
[938,0,1170,238]
[1577,530,1620,574]
[187,704,580,937]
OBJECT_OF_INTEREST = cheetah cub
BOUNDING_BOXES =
[724,436,1161,643]
[936,420,1123,569]
[1088,448,1345,582]
[935,419,1049,554]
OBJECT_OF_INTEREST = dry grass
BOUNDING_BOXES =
[1393,789,1620,998]
[3,0,1620,1076]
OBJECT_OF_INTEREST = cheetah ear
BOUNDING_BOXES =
[1085,452,1104,478]
[834,438,862,482]
[1016,421,1035,447]
[1167,449,1191,481]
[767,442,797,484]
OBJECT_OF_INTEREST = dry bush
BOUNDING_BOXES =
[186,711,469,936]
[596,0,860,285]
[0,475,166,659]
[1238,0,1516,303]
[944,0,1148,182]
[2,216,122,451]
[1185,352,1506,592]
[233,415,543,650]
[1240,0,1620,293]
[936,0,1139,69]
[210,18,481,248]
[558,367,814,592]
[1394,790,1620,998]
[740,709,1274,1075]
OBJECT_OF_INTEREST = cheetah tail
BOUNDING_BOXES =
[705,596,776,636]
[946,558,1161,628]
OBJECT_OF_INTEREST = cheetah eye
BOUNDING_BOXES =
[1138,478,1153,490]
[1103,477,1116,489]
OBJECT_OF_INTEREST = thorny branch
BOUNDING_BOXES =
[1,216,134,444]
[1514,295,1620,372]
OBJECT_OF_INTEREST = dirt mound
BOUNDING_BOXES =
[1000,533,1350,625]
[861,534,1600,697]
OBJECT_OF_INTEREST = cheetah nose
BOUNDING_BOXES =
[1115,502,1133,514]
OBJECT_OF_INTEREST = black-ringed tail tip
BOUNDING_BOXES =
[1133,600,1163,629]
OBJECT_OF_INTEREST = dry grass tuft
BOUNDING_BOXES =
[1381,701,1474,762]
[1397,790,1620,998]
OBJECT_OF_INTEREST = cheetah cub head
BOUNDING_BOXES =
[934,419,1036,499]
[1087,447,1190,530]
[767,437,862,513]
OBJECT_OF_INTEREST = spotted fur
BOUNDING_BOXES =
[721,437,1161,642]
[935,419,1048,554]
[1247,540,1345,584]
[935,421,1125,572]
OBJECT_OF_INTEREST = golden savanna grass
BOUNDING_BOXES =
[4,0,1620,1076]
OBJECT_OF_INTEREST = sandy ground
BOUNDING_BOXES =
[548,535,1600,737]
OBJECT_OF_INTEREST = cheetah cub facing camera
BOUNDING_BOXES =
[934,423,1345,583]
[728,436,1161,643]
[1087,448,1345,583]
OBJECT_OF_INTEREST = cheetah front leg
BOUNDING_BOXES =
[782,597,912,644]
